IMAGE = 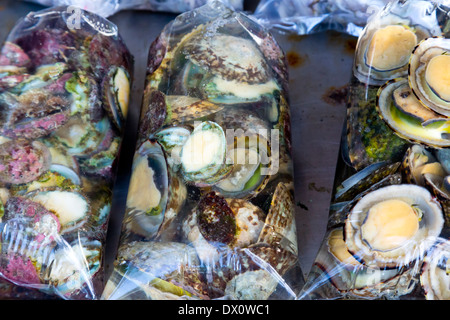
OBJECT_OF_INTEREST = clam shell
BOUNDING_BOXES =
[409,37,450,117]
[420,239,450,300]
[307,228,418,299]
[344,184,444,269]
[353,5,435,86]
[0,139,51,185]
[377,78,450,148]
[401,144,446,186]
[180,121,232,186]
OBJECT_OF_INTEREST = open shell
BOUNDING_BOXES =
[180,121,232,186]
[310,228,418,299]
[420,239,450,300]
[354,12,433,86]
[124,140,186,240]
[377,78,450,147]
[409,37,450,117]
[344,184,444,269]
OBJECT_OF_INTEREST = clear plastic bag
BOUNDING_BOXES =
[101,0,304,300]
[0,6,133,299]
[23,0,244,17]
[300,0,450,300]
[251,0,393,37]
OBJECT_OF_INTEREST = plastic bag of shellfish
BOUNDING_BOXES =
[101,0,304,300]
[0,6,133,299]
[299,0,450,300]
[251,0,393,37]
[23,0,244,17]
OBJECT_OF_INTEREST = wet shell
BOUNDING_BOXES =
[139,88,168,139]
[179,121,232,186]
[310,228,418,299]
[409,37,450,117]
[214,132,271,200]
[0,42,30,68]
[257,182,297,255]
[28,189,90,234]
[49,238,102,298]
[353,10,433,85]
[345,79,410,171]
[334,162,401,203]
[155,126,191,169]
[3,196,61,241]
[0,89,71,139]
[209,243,297,299]
[107,241,205,300]
[377,78,450,147]
[344,184,444,269]
[102,66,131,132]
[0,139,51,185]
[124,140,169,239]
[52,116,113,157]
[420,239,450,300]
[401,144,445,186]
[165,95,223,125]
[422,173,450,228]
[184,33,270,85]
[224,269,279,300]
[182,192,266,264]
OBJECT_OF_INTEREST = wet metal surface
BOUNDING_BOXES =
[0,0,355,281]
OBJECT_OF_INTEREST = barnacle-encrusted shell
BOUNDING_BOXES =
[29,189,90,234]
[224,269,278,300]
[165,95,223,125]
[344,184,444,269]
[182,192,265,264]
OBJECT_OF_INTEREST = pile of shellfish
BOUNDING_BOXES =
[102,1,303,300]
[0,7,132,299]
[302,0,450,300]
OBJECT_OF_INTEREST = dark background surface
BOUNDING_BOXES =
[0,0,356,281]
